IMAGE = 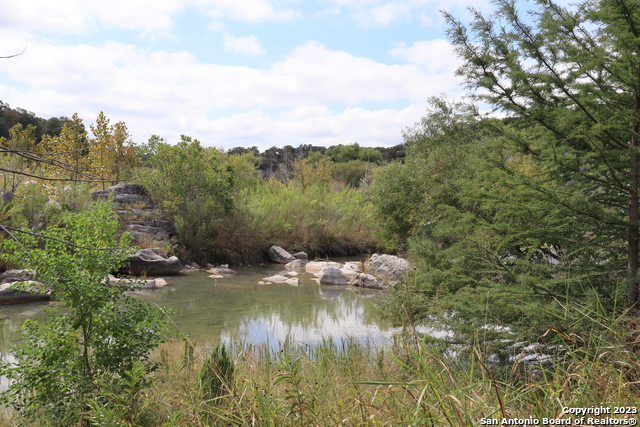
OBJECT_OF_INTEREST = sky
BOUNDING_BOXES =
[0,0,491,151]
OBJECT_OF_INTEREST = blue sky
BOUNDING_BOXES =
[0,0,490,150]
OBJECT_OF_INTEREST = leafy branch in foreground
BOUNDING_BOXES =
[0,202,170,426]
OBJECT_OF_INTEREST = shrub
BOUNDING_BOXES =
[0,202,170,425]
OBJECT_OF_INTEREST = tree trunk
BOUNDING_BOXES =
[629,151,639,309]
[629,70,640,309]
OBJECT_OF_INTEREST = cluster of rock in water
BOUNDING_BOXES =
[0,184,412,304]
[261,245,413,290]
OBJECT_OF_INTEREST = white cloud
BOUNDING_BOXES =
[0,38,462,148]
[319,0,492,26]
[0,0,300,36]
[206,0,299,23]
[389,39,462,73]
[0,0,189,35]
[223,34,266,56]
[178,105,421,149]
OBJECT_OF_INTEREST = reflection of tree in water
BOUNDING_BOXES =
[132,266,390,347]
[0,265,391,355]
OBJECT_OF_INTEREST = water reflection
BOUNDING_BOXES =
[0,263,393,355]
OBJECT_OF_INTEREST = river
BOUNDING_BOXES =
[0,261,395,358]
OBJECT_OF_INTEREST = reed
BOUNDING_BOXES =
[125,321,640,427]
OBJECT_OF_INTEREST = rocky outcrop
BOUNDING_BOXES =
[119,249,184,276]
[92,183,154,208]
[268,246,296,264]
[319,266,348,285]
[0,269,50,305]
[340,262,362,282]
[364,254,413,285]
[128,220,177,242]
[92,184,178,246]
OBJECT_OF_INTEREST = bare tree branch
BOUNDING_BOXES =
[1,225,131,251]
[0,47,27,59]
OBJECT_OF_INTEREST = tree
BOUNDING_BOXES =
[292,156,332,192]
[0,203,169,425]
[374,98,601,345]
[139,136,234,262]
[445,0,640,308]
[40,113,89,181]
[89,112,138,187]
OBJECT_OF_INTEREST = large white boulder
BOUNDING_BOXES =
[319,267,348,285]
[364,254,413,285]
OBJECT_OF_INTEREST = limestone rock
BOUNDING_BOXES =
[340,262,362,282]
[268,246,296,264]
[292,252,309,263]
[108,274,157,289]
[285,277,299,286]
[305,261,342,275]
[0,269,50,305]
[206,267,236,275]
[319,266,348,285]
[351,273,385,290]
[364,254,413,285]
[154,278,168,287]
[92,183,154,208]
[119,249,184,276]
[0,283,51,305]
[285,259,303,269]
[262,274,290,283]
[0,269,37,285]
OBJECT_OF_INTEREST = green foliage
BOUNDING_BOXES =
[372,96,630,342]
[0,202,169,425]
[5,180,49,229]
[325,142,383,163]
[198,345,235,402]
[226,151,261,190]
[330,159,374,188]
[247,179,378,257]
[370,97,480,252]
[139,136,234,263]
[86,361,155,427]
[444,0,640,307]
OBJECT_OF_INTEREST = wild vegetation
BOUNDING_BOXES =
[1,0,640,424]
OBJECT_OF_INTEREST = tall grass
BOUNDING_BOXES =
[3,321,639,426]
[245,180,379,257]
[79,319,637,427]
[196,179,379,264]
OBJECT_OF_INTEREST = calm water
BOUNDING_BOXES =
[0,262,394,358]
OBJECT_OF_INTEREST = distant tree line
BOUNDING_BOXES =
[0,101,69,142]
[227,142,404,180]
